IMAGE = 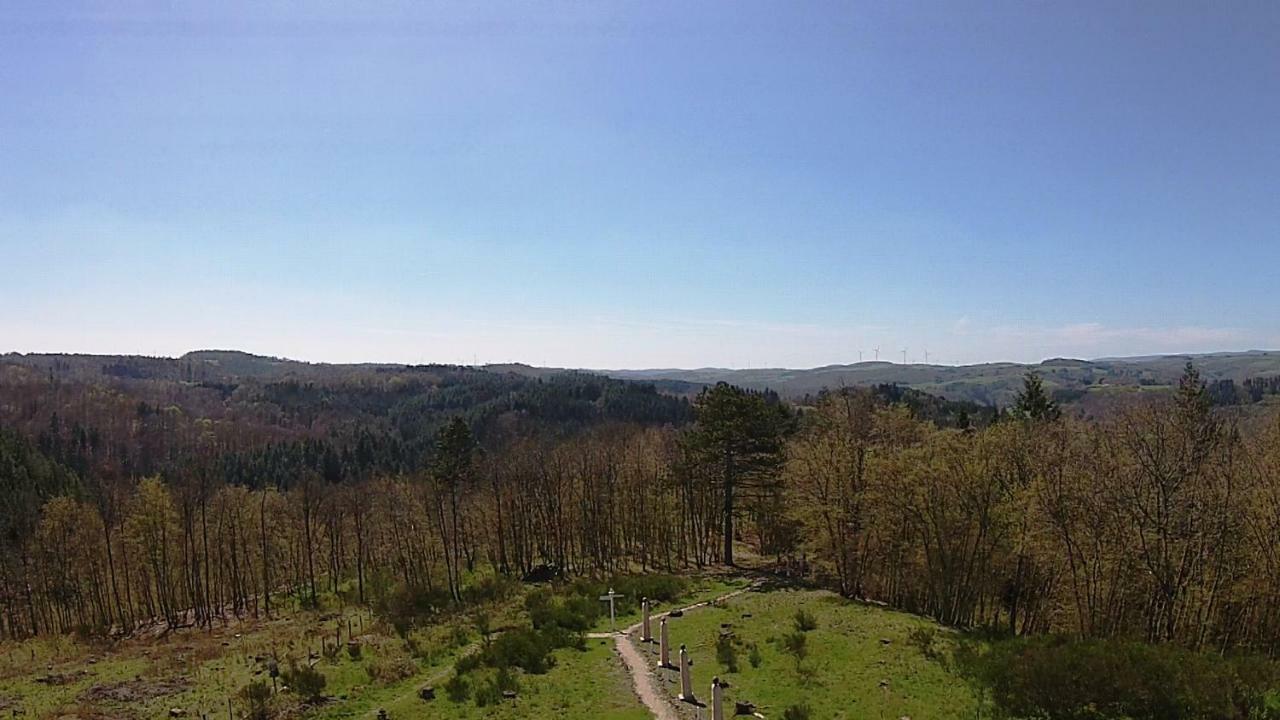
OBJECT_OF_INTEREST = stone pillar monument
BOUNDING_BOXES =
[659,617,672,668]
[711,676,724,720]
[679,644,695,703]
[641,598,652,643]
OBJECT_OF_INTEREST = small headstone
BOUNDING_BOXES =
[641,598,653,643]
[880,638,892,645]
[660,618,673,668]
[711,677,725,720]
[735,700,757,715]
[169,709,186,718]
[419,686,435,701]
[679,645,696,703]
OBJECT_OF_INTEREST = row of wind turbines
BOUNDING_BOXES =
[857,347,934,364]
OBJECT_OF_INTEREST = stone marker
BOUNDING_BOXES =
[641,598,652,643]
[679,645,696,703]
[659,617,673,668]
[711,677,725,720]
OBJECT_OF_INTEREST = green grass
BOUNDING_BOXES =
[369,638,649,720]
[653,587,979,720]
[0,579,978,720]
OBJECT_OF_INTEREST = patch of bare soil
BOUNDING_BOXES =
[79,677,189,703]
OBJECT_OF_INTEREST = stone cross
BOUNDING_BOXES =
[599,588,625,633]
[711,676,725,720]
[679,644,696,703]
[641,598,653,643]
[659,617,672,668]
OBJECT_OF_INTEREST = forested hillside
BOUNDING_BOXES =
[1,351,1278,666]
[603,350,1280,406]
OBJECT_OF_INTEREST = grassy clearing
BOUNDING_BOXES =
[0,573,740,720]
[651,586,978,720]
[0,578,962,720]
[0,593,507,720]
[369,637,649,720]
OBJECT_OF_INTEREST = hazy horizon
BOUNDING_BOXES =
[4,2,1279,367]
[3,344,1278,372]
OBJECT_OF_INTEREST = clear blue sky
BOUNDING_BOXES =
[2,1,1278,368]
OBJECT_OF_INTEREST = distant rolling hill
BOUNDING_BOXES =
[598,351,1280,406]
[5,349,1278,409]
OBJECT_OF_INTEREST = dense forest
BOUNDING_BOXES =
[1,352,1279,661]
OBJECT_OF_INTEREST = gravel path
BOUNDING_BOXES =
[597,581,760,720]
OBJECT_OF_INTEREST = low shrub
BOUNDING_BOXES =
[366,652,417,685]
[793,608,818,632]
[454,651,483,675]
[238,679,274,720]
[781,631,808,672]
[716,633,739,673]
[485,627,556,674]
[957,636,1280,720]
[907,626,942,661]
[474,667,520,707]
[282,663,326,702]
[782,703,812,720]
[462,575,521,606]
[444,674,470,703]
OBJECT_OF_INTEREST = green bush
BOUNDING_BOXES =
[238,679,273,720]
[782,703,812,720]
[907,627,941,661]
[451,624,471,648]
[454,651,484,675]
[957,636,1280,720]
[793,608,818,632]
[474,667,520,707]
[366,652,417,685]
[716,633,739,673]
[747,642,763,669]
[377,585,453,637]
[282,663,327,702]
[485,627,556,674]
[781,631,808,671]
[474,611,493,647]
[444,674,471,703]
[462,575,521,605]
